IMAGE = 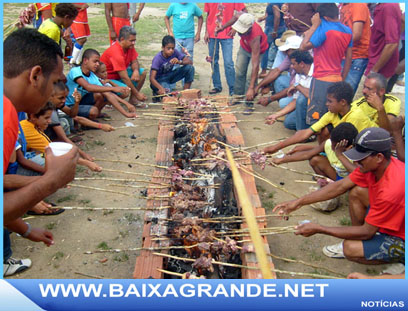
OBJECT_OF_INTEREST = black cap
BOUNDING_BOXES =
[343,127,391,161]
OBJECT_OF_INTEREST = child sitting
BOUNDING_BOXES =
[66,48,137,119]
[20,102,102,172]
[52,81,115,133]
[150,35,195,98]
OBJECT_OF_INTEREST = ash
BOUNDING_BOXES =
[165,98,242,279]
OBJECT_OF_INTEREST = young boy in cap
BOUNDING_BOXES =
[274,127,405,264]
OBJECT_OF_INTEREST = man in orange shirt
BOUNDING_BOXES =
[340,3,371,95]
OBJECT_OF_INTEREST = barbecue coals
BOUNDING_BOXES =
[163,98,242,279]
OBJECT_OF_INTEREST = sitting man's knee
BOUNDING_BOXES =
[309,155,320,166]
[88,107,99,120]
[343,240,363,259]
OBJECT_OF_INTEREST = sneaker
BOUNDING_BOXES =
[323,242,345,258]
[209,88,222,95]
[3,257,32,277]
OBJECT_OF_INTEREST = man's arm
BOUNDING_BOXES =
[15,149,45,174]
[164,15,173,37]
[4,147,78,223]
[295,84,310,98]
[273,142,325,165]
[246,36,262,100]
[75,77,127,95]
[204,12,210,43]
[366,93,393,131]
[273,175,356,215]
[195,16,204,43]
[104,3,116,42]
[263,128,314,155]
[4,174,41,190]
[255,68,282,94]
[117,67,145,101]
[390,116,405,162]
[370,43,399,74]
[215,7,248,34]
[342,46,353,81]
[300,13,320,51]
[351,21,364,43]
[5,218,54,246]
[271,5,281,38]
[149,69,166,95]
[132,3,145,23]
[295,221,378,240]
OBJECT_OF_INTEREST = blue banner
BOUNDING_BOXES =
[4,279,408,311]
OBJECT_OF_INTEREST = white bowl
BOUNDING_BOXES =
[49,142,73,156]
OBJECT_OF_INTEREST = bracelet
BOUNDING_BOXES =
[98,123,102,129]
[22,222,32,238]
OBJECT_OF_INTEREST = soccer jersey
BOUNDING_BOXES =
[351,95,401,126]
[3,96,19,175]
[349,157,405,240]
[310,19,352,80]
[20,120,51,154]
[325,140,348,178]
[100,43,138,80]
[310,106,377,133]
[38,18,62,44]
[166,3,202,39]
[66,67,103,106]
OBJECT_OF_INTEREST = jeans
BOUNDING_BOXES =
[273,73,290,93]
[172,37,195,89]
[208,38,235,95]
[3,229,12,262]
[16,154,44,176]
[234,46,264,96]
[261,26,286,70]
[280,94,308,131]
[150,65,195,94]
[343,58,368,95]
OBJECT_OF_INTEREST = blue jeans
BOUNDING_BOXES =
[273,74,290,94]
[234,46,264,96]
[208,38,235,95]
[172,37,195,89]
[261,26,286,70]
[343,58,368,95]
[150,65,195,94]
[4,229,12,262]
[280,94,308,131]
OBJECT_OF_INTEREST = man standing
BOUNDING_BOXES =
[3,29,78,276]
[204,3,247,96]
[274,128,405,265]
[101,26,147,105]
[340,3,371,94]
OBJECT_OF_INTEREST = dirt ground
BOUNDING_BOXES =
[7,4,405,280]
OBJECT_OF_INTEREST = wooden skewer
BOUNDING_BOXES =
[52,206,170,211]
[295,180,317,184]
[94,158,169,169]
[108,184,168,189]
[68,184,132,196]
[75,272,103,279]
[74,177,169,186]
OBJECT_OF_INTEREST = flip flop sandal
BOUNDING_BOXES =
[26,203,65,216]
[97,112,110,119]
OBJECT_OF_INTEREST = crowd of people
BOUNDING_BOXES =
[3,3,405,279]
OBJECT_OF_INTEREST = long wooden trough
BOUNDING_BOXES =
[134,90,275,279]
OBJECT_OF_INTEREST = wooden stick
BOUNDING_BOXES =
[94,158,169,169]
[226,147,274,279]
[295,180,317,184]
[108,184,168,189]
[53,206,169,211]
[74,272,103,279]
[68,184,132,196]
[74,177,169,186]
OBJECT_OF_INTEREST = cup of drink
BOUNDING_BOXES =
[49,142,73,156]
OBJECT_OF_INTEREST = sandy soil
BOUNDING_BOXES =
[8,4,404,280]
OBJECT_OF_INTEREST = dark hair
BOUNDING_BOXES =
[330,122,358,146]
[366,72,387,90]
[118,26,136,41]
[327,81,354,105]
[162,35,175,47]
[54,81,68,92]
[4,28,63,79]
[55,3,78,19]
[289,50,313,65]
[33,102,54,118]
[81,49,100,63]
[317,3,339,19]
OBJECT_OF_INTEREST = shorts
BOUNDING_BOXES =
[111,16,131,45]
[111,67,145,91]
[307,78,333,125]
[363,232,405,263]
[70,22,90,39]
[78,92,95,118]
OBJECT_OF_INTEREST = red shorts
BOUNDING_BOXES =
[110,16,131,45]
[71,22,90,39]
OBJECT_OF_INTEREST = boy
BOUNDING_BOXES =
[70,3,90,66]
[264,82,377,155]
[20,102,101,172]
[150,35,194,97]
[39,3,78,45]
[66,49,136,120]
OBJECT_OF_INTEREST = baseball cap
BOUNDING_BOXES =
[343,127,392,161]
[278,35,303,51]
[275,30,296,47]
[232,13,255,34]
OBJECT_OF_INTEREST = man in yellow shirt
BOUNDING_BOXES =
[351,72,401,131]
[39,3,77,45]
[264,81,377,155]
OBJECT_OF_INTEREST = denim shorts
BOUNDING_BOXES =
[363,232,405,263]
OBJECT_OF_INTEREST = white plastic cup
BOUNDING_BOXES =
[49,142,73,156]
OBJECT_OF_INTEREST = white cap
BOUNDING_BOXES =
[232,13,255,34]
[278,35,303,51]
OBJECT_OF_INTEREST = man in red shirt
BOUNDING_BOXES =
[365,3,402,79]
[204,3,247,96]
[101,26,147,105]
[230,13,268,114]
[3,28,79,276]
[274,127,405,265]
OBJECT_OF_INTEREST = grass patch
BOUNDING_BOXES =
[257,185,266,193]
[262,201,275,210]
[103,210,114,216]
[113,253,129,262]
[253,127,262,130]
[79,199,91,205]
[57,195,77,203]
[93,140,105,146]
[76,166,87,173]
[45,222,56,230]
[123,213,140,224]
[339,216,352,226]
[53,251,64,260]
[97,241,111,250]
